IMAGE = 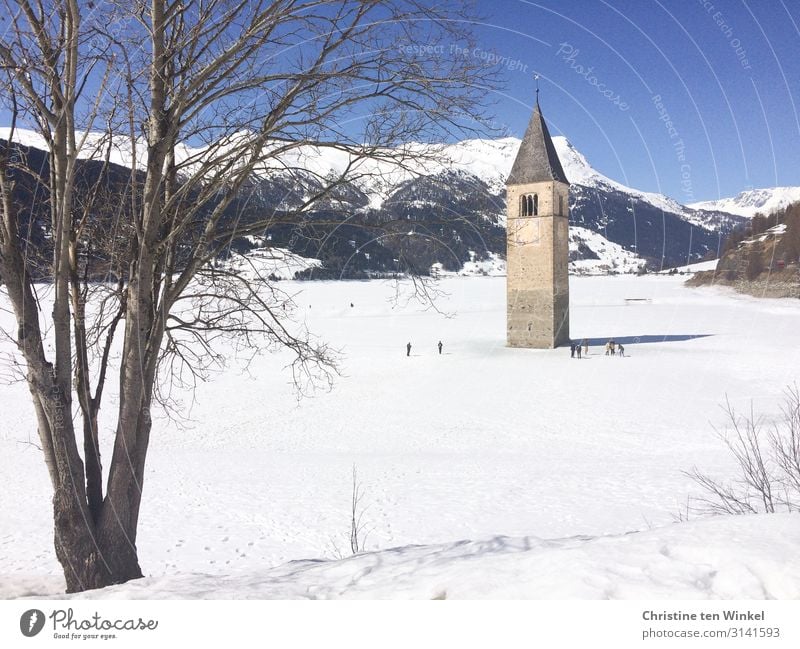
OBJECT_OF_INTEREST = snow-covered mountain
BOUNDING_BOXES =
[376,135,744,269]
[0,125,736,224]
[437,135,718,228]
[0,126,748,272]
[689,187,800,219]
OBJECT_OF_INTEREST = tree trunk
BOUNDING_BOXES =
[54,493,143,593]
[50,407,147,593]
[83,411,103,524]
[50,394,147,593]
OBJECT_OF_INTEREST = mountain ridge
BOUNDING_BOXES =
[0,125,759,225]
[689,187,800,219]
[0,127,761,273]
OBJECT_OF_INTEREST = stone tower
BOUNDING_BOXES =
[506,97,570,348]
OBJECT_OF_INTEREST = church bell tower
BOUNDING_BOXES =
[506,94,570,348]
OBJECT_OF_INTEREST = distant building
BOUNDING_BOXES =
[506,94,570,348]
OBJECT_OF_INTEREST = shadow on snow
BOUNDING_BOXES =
[579,334,713,346]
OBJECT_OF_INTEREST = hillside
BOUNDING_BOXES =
[687,202,800,297]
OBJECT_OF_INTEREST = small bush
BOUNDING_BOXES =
[686,386,800,515]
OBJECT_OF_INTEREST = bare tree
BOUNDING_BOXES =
[0,0,125,592]
[0,0,498,592]
[686,388,800,515]
[770,385,800,507]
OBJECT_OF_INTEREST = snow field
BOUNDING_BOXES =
[1,275,799,598]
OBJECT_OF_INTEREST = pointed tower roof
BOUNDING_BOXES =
[506,99,569,186]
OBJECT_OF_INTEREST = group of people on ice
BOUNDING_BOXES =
[570,339,625,358]
[604,339,624,356]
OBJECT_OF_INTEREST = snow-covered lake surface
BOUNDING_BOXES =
[1,275,799,598]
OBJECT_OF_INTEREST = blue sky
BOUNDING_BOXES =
[468,0,800,202]
[4,1,797,203]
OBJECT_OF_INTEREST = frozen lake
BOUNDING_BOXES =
[1,274,798,597]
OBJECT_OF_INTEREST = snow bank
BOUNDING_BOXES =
[659,259,718,274]
[11,515,799,600]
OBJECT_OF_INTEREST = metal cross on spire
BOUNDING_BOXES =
[534,73,540,105]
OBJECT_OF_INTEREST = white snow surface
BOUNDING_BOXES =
[690,187,800,219]
[2,275,799,599]
[751,223,788,242]
[734,223,789,249]
[227,246,321,280]
[660,259,719,274]
[11,515,800,600]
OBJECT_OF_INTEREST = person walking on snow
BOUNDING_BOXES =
[618,343,625,357]
[576,344,582,359]
[438,340,443,355]
[570,342,576,358]
[582,339,589,356]
[406,342,412,357]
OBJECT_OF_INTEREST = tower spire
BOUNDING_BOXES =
[506,84,568,186]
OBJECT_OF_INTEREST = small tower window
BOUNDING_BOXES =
[520,194,539,217]
[559,194,563,216]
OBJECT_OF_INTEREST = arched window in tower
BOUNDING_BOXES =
[520,195,528,216]
[533,194,538,216]
[559,194,563,216]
